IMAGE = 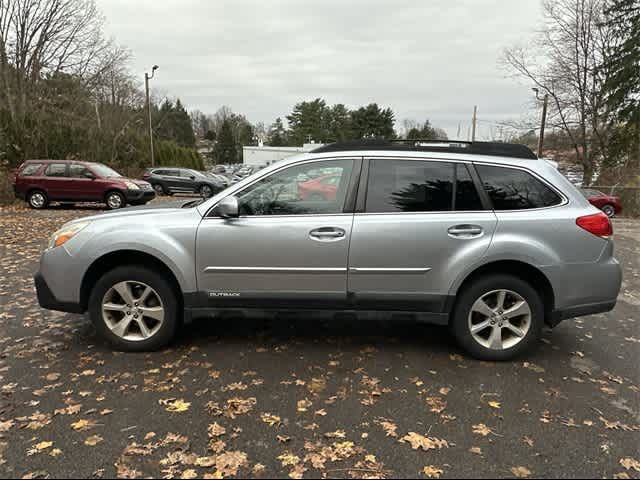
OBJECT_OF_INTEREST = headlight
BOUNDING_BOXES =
[125,181,140,190]
[48,222,90,249]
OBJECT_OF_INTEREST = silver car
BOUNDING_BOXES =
[34,141,622,360]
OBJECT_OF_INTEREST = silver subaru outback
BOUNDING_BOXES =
[34,141,622,360]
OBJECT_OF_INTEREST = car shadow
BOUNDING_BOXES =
[180,311,458,353]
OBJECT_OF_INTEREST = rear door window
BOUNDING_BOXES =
[365,160,484,213]
[475,164,562,210]
[44,163,68,177]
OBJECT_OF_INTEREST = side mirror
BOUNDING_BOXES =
[85,172,96,179]
[216,196,239,219]
[190,175,196,180]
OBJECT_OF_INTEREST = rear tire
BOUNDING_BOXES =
[88,265,180,352]
[153,184,166,196]
[601,204,616,218]
[27,190,49,209]
[450,274,544,361]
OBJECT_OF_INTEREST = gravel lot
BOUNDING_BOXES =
[0,202,639,479]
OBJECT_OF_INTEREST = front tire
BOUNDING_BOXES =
[200,184,214,198]
[88,265,180,352]
[27,190,49,209]
[450,274,544,361]
[105,191,126,210]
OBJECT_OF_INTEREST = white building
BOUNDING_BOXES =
[242,142,323,167]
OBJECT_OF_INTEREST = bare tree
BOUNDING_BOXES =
[502,0,615,185]
[0,0,114,161]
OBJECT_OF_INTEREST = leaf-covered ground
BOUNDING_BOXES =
[0,201,639,479]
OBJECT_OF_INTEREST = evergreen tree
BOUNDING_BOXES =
[267,117,287,146]
[214,119,238,164]
[287,98,330,145]
[350,103,396,139]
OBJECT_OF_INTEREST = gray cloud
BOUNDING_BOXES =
[98,0,541,139]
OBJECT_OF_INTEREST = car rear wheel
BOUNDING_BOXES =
[601,204,616,218]
[450,274,544,361]
[105,191,126,210]
[200,184,214,198]
[153,184,166,196]
[27,190,49,209]
[88,265,180,351]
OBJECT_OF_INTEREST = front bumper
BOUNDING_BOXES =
[34,272,84,313]
[125,189,156,203]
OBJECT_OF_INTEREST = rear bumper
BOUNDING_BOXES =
[34,272,84,314]
[548,299,617,327]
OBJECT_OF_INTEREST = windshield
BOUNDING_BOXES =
[91,164,122,178]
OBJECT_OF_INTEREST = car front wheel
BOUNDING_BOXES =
[105,191,126,210]
[200,184,214,198]
[88,265,180,351]
[450,274,543,361]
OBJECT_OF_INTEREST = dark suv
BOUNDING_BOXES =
[14,160,155,210]
[142,168,226,198]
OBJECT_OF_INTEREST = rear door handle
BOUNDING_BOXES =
[448,224,484,238]
[309,227,346,241]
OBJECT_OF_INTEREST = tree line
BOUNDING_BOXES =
[0,0,203,172]
[193,99,448,164]
[502,0,639,185]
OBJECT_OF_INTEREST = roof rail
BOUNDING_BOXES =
[311,139,538,160]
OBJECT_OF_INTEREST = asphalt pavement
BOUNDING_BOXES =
[0,202,638,479]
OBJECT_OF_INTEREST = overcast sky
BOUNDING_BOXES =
[97,0,542,140]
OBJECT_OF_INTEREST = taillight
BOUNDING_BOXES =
[576,212,613,237]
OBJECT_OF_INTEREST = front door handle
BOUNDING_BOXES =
[309,227,346,241]
[448,224,484,238]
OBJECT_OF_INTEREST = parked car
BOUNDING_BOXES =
[14,160,155,210]
[581,188,622,217]
[34,141,621,361]
[297,173,340,201]
[142,168,226,197]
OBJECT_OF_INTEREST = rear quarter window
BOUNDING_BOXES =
[20,163,43,176]
[475,164,562,210]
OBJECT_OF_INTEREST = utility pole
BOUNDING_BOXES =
[145,65,159,167]
[537,94,548,158]
[471,106,477,142]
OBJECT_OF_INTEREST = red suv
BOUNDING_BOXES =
[14,160,155,210]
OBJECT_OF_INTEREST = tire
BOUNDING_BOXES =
[27,190,49,209]
[105,190,126,210]
[200,184,214,198]
[450,274,544,361]
[88,265,180,352]
[601,204,616,218]
[152,183,166,196]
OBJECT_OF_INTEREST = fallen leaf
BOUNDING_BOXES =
[511,466,532,478]
[472,424,492,436]
[401,432,449,451]
[208,422,226,438]
[84,435,103,446]
[423,466,444,478]
[160,399,191,413]
[620,458,640,472]
[488,401,501,409]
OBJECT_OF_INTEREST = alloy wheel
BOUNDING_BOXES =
[107,193,123,209]
[201,185,213,198]
[29,192,45,208]
[467,289,532,350]
[153,184,164,195]
[101,281,165,341]
[602,205,615,218]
